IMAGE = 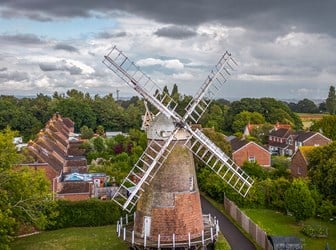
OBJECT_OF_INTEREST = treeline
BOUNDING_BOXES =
[0,85,318,140]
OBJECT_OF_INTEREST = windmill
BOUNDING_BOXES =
[103,46,254,249]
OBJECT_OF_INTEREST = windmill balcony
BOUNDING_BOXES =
[116,213,219,249]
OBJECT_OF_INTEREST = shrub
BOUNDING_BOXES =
[47,199,122,230]
[301,224,328,238]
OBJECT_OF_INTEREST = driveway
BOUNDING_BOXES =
[201,196,256,250]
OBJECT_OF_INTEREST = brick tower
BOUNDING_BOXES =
[133,114,204,243]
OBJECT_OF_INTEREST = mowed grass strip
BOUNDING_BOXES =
[243,209,335,250]
[11,225,129,250]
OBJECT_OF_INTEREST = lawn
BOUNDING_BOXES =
[243,209,335,250]
[11,225,129,250]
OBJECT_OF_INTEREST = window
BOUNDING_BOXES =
[189,176,194,191]
[297,167,301,175]
[248,156,256,163]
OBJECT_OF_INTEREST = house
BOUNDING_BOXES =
[243,122,291,138]
[229,137,271,167]
[290,146,314,178]
[268,128,293,155]
[25,113,109,201]
[290,131,331,153]
[269,128,331,156]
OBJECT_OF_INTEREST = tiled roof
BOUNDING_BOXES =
[293,131,317,142]
[269,128,292,138]
[230,137,249,151]
[58,182,90,194]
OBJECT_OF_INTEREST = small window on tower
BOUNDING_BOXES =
[189,176,194,191]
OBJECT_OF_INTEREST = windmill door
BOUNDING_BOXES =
[144,216,151,237]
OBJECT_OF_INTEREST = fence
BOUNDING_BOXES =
[116,213,219,249]
[223,197,273,250]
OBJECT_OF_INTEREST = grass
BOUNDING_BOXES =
[11,225,129,250]
[296,113,325,129]
[243,209,335,250]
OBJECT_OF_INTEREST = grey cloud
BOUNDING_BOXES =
[0,70,29,81]
[53,43,79,53]
[39,62,82,75]
[0,67,7,72]
[154,26,197,39]
[0,1,336,36]
[96,31,127,39]
[0,33,45,44]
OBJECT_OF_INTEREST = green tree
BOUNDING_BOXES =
[308,142,336,200]
[296,98,319,113]
[0,128,52,249]
[284,179,316,221]
[326,85,336,114]
[96,125,105,136]
[232,111,265,133]
[80,126,94,139]
[310,115,336,140]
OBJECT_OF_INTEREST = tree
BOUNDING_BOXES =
[310,115,336,140]
[0,128,52,249]
[284,179,316,221]
[296,99,319,113]
[232,111,265,133]
[80,126,94,139]
[308,142,336,200]
[326,86,336,114]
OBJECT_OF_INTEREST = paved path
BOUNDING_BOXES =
[201,196,256,250]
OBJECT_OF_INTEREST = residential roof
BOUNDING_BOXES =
[230,137,249,151]
[230,137,269,153]
[58,182,90,194]
[269,128,292,138]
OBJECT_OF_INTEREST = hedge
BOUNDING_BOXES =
[47,199,122,230]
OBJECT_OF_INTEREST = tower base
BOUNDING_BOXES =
[116,213,219,250]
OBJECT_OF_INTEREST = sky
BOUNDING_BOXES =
[0,1,335,100]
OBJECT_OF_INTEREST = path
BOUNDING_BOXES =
[201,196,256,250]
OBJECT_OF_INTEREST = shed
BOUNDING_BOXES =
[268,236,303,250]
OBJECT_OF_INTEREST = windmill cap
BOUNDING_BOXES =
[147,113,189,140]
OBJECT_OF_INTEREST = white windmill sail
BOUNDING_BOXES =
[103,46,253,212]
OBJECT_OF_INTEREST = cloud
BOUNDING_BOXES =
[39,61,82,75]
[53,43,79,53]
[154,26,197,39]
[137,58,184,70]
[0,67,7,72]
[0,70,29,82]
[1,1,336,37]
[96,31,127,39]
[0,33,45,44]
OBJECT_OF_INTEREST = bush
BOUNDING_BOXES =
[301,224,328,238]
[47,199,122,230]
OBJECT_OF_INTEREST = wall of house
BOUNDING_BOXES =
[290,152,308,178]
[233,144,271,167]
[303,135,330,147]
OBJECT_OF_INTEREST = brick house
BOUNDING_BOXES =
[229,137,271,167]
[26,113,109,201]
[268,128,331,156]
[290,146,314,178]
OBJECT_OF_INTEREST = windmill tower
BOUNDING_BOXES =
[103,46,254,249]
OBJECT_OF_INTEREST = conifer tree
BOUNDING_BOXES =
[326,85,336,114]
